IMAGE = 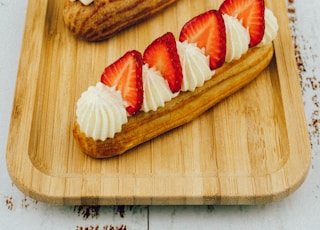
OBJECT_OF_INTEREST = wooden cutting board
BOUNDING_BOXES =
[6,0,311,205]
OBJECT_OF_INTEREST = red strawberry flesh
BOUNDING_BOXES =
[101,50,143,115]
[179,10,226,70]
[219,0,265,47]
[143,32,183,93]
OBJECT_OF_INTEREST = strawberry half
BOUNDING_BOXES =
[143,32,183,93]
[179,10,226,70]
[219,0,265,47]
[101,50,143,115]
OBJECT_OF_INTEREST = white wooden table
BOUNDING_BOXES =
[1,0,320,229]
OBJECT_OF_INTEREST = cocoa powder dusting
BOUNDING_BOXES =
[5,196,14,211]
[73,206,131,229]
[116,205,126,218]
[288,0,320,145]
[74,205,101,220]
[287,1,307,88]
[287,0,304,75]
[21,197,30,209]
[75,225,127,230]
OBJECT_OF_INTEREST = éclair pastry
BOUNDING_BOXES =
[72,0,279,158]
[63,0,178,41]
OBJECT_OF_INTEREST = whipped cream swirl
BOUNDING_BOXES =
[142,65,178,112]
[258,8,279,47]
[176,41,214,91]
[69,0,94,6]
[223,14,250,63]
[76,82,128,140]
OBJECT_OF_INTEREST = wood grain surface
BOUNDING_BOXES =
[6,0,311,205]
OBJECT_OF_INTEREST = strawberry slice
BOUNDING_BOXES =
[179,10,226,70]
[219,0,265,47]
[101,50,143,115]
[143,32,183,93]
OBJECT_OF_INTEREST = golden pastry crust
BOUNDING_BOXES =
[63,0,178,41]
[73,44,274,158]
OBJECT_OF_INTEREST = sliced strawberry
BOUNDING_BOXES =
[219,0,265,47]
[143,32,183,93]
[101,50,143,115]
[179,10,226,70]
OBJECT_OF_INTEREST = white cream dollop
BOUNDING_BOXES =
[142,64,178,112]
[76,82,128,141]
[258,8,279,47]
[223,14,250,63]
[69,0,94,6]
[176,41,215,92]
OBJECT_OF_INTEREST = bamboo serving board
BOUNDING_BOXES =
[6,0,311,205]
